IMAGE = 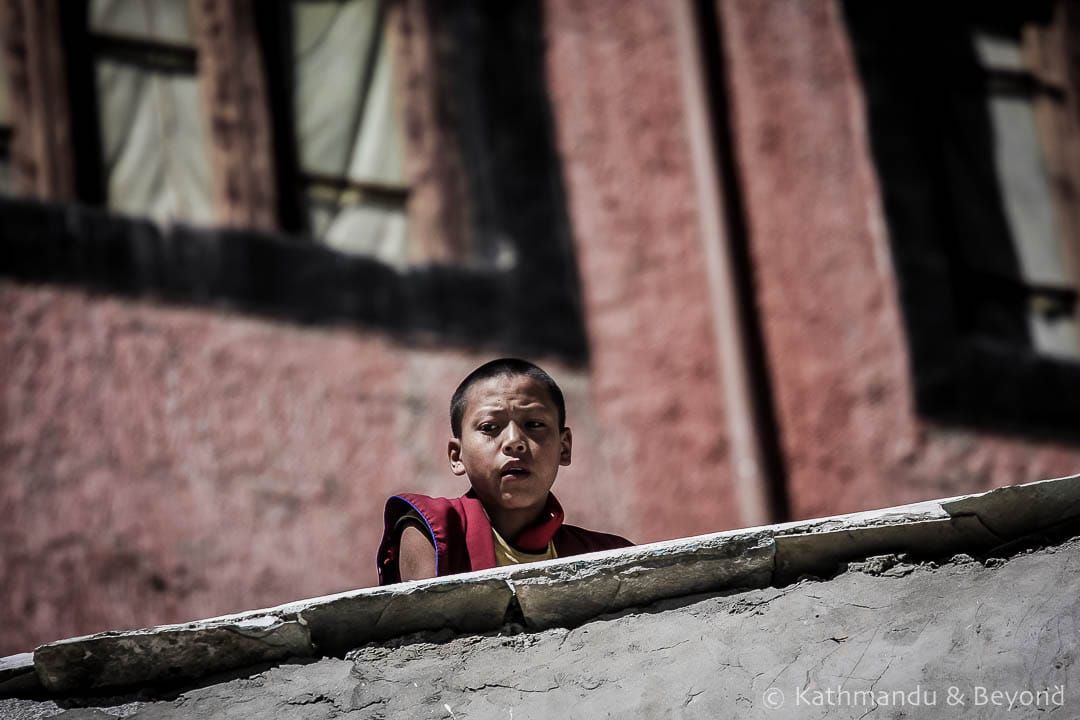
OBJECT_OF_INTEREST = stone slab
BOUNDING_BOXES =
[22,474,1080,696]
[6,536,1078,719]
[33,616,311,694]
[942,473,1080,539]
[0,655,33,686]
[0,653,39,696]
[293,576,514,656]
[510,531,775,629]
[774,515,1001,581]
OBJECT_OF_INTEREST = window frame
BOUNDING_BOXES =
[843,0,1080,437]
[0,0,589,363]
[261,0,411,246]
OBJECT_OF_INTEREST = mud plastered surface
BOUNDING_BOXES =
[4,536,1078,720]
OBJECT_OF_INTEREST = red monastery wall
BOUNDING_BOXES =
[4,0,1080,656]
[2,284,650,653]
[717,0,1080,519]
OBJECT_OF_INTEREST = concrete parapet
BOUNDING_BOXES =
[10,473,1079,694]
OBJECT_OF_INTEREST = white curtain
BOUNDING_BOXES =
[293,0,409,267]
[92,0,213,225]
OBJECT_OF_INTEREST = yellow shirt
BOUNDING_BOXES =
[492,526,557,566]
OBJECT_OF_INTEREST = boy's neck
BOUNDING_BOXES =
[486,503,547,544]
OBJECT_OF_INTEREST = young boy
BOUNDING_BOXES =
[377,358,633,584]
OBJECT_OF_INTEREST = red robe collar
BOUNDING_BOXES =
[467,490,566,553]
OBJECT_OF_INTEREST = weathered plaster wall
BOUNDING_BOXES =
[6,536,1077,718]
[2,0,748,655]
[716,0,1080,519]
[0,284,635,655]
[7,0,1080,660]
[545,0,741,541]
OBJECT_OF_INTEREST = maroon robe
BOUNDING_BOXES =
[377,491,633,585]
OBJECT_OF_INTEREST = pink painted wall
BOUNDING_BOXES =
[545,0,742,542]
[2,2,747,656]
[1,284,660,653]
[5,0,1080,657]
[716,0,1080,519]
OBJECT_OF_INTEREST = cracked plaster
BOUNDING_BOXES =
[7,474,1080,697]
[3,536,1078,718]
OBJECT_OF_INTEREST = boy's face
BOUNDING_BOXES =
[448,373,572,516]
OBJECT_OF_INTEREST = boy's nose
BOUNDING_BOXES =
[503,424,527,454]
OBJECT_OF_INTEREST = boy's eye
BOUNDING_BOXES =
[525,420,545,429]
[478,422,499,433]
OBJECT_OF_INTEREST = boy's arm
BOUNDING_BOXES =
[398,521,437,581]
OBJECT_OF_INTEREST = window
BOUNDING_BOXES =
[972,13,1080,359]
[59,0,410,251]
[283,0,409,266]
[87,0,213,225]
[843,0,1080,432]
[0,38,12,193]
[1,0,587,362]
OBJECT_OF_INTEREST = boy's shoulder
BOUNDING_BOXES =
[377,491,634,584]
[380,492,478,550]
[384,492,465,523]
[555,523,634,554]
[377,492,479,584]
[381,491,634,552]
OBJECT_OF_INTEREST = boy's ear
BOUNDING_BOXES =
[559,427,573,466]
[448,438,467,476]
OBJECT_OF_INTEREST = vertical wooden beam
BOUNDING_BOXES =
[671,0,778,527]
[1025,0,1080,288]
[1055,0,1080,286]
[0,0,76,200]
[190,0,278,230]
[394,0,471,263]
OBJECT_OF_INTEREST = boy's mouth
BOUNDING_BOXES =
[501,465,530,479]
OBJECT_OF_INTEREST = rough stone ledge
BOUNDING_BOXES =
[31,616,311,694]
[0,655,33,686]
[509,531,775,629]
[0,654,36,696]
[10,473,1080,695]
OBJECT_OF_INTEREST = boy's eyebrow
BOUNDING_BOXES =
[469,405,506,417]
[471,402,553,414]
